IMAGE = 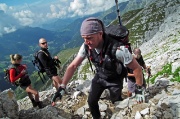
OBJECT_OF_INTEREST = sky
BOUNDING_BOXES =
[0,0,128,35]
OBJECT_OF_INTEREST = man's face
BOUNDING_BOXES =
[134,54,141,59]
[82,32,103,49]
[39,39,48,49]
[134,50,141,59]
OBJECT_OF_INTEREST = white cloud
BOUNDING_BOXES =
[68,0,85,16]
[50,4,57,13]
[0,10,19,35]
[46,4,67,18]
[67,0,128,17]
[0,0,129,29]
[0,3,8,12]
[4,26,16,33]
[46,3,69,19]
[13,10,35,26]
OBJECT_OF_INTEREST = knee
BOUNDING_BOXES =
[34,91,39,96]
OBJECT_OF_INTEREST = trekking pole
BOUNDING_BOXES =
[38,72,45,84]
[115,0,122,26]
[147,68,151,89]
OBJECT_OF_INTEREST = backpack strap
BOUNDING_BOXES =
[108,38,128,80]
[35,50,48,83]
[8,64,20,75]
[8,64,21,85]
[37,50,48,57]
[85,44,95,74]
[35,49,49,71]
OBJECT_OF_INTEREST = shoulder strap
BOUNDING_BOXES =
[8,64,20,75]
[8,64,16,69]
[37,50,48,57]
[84,44,95,74]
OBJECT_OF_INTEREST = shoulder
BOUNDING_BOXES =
[77,43,87,58]
[37,50,48,57]
[8,64,16,69]
[115,46,133,65]
[8,65,18,73]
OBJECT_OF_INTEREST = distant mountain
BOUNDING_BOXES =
[40,18,76,31]
[0,26,57,59]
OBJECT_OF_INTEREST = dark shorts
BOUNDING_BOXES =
[19,77,31,90]
[46,67,58,79]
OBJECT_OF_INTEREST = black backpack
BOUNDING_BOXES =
[4,64,20,86]
[106,25,132,54]
[32,50,48,83]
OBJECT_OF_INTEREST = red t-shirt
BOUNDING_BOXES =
[9,64,26,83]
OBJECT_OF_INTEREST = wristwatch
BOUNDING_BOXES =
[60,84,66,88]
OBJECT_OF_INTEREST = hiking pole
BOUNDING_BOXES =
[38,72,45,84]
[115,0,122,26]
[147,68,151,89]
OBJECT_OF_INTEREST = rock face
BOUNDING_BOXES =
[19,106,67,119]
[1,79,180,119]
[0,89,19,119]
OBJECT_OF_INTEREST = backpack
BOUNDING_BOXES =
[4,64,20,86]
[32,50,48,83]
[106,25,132,54]
[96,18,132,53]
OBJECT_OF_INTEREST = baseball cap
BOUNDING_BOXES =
[80,17,103,36]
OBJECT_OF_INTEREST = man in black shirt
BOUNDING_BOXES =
[127,48,150,97]
[38,38,62,91]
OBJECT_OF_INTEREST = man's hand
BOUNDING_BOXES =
[54,56,58,59]
[51,86,65,106]
[146,66,152,77]
[135,84,145,103]
[58,86,65,100]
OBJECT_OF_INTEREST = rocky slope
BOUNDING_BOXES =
[0,0,179,119]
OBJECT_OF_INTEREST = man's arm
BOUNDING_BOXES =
[128,73,135,77]
[126,57,143,86]
[62,56,84,86]
[62,43,86,86]
[116,46,143,85]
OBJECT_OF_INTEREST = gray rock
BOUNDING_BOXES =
[0,89,18,119]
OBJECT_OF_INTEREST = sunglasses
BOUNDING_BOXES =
[41,42,47,45]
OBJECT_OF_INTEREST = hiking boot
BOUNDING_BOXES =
[37,101,43,109]
[31,100,38,107]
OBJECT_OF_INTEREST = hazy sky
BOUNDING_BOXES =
[0,0,128,35]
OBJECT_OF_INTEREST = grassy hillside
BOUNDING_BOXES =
[57,47,80,64]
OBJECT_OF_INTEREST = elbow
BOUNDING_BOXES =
[67,64,78,71]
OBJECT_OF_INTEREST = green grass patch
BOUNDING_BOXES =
[57,47,79,64]
[80,61,91,80]
[143,51,153,59]
[172,38,178,43]
[150,63,180,83]
[171,67,180,82]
